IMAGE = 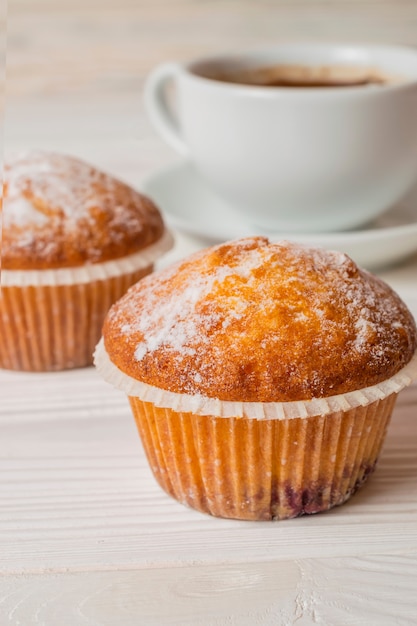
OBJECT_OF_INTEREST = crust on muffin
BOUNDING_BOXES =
[102,237,417,402]
[2,150,166,269]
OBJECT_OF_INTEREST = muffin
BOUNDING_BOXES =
[95,237,417,520]
[0,150,173,371]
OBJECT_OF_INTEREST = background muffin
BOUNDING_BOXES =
[0,150,173,371]
[95,237,417,520]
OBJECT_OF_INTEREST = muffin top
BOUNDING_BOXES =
[102,237,417,402]
[2,150,166,270]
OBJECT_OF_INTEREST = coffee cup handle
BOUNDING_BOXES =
[144,63,189,157]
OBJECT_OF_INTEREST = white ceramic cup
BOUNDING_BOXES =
[144,43,417,233]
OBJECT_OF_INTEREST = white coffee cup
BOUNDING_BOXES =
[144,43,417,233]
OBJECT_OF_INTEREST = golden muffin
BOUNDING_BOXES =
[95,237,417,520]
[0,150,173,371]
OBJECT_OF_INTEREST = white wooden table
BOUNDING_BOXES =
[2,2,417,624]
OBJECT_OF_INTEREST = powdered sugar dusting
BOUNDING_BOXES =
[2,150,166,269]
[4,150,126,226]
[105,237,417,401]
[5,195,49,227]
[127,246,263,361]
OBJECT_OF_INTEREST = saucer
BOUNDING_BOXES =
[141,160,417,269]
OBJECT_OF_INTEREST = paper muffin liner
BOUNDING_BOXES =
[0,229,173,287]
[95,343,417,520]
[129,393,395,520]
[95,339,417,420]
[0,231,173,371]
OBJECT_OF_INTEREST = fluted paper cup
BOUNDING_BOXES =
[0,231,173,371]
[95,340,417,520]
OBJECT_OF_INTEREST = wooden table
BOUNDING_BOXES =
[2,2,417,624]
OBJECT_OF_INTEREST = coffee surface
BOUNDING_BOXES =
[202,63,394,88]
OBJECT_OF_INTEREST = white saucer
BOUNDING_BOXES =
[142,160,417,269]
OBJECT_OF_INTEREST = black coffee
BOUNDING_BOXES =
[203,64,394,88]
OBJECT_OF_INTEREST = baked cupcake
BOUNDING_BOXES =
[95,237,417,520]
[0,150,173,371]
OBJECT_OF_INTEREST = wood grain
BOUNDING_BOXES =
[1,354,417,572]
[1,556,417,625]
[2,2,417,623]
